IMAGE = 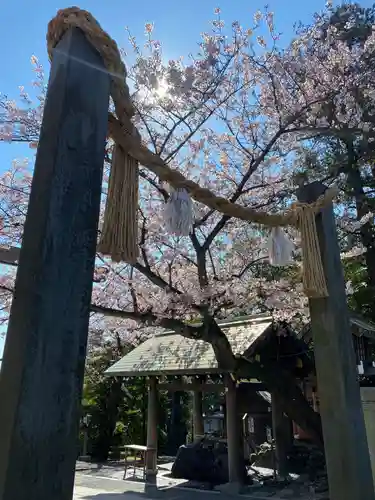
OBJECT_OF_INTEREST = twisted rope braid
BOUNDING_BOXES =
[47,7,135,131]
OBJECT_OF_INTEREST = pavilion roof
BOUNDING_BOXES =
[105,314,273,377]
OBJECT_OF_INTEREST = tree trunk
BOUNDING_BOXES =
[363,246,375,323]
[345,141,375,321]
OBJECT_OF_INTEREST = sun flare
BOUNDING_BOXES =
[155,79,169,99]
[137,78,170,104]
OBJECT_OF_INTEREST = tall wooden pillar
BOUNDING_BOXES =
[166,391,186,454]
[146,377,158,478]
[272,391,290,478]
[225,375,241,484]
[0,28,110,500]
[193,390,204,440]
[297,181,375,500]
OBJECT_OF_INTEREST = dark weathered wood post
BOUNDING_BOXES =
[271,391,290,478]
[0,28,110,500]
[225,375,241,486]
[146,376,158,480]
[297,181,375,500]
[192,390,204,439]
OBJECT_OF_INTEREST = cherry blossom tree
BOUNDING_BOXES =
[3,4,372,442]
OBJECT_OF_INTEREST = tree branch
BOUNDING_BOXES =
[0,282,207,342]
[90,303,206,339]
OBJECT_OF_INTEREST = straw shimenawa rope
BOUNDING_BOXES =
[46,7,337,298]
[292,202,329,298]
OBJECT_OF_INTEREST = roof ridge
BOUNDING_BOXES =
[154,314,273,337]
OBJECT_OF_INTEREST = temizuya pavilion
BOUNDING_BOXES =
[105,314,311,485]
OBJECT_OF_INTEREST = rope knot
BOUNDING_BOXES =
[292,200,329,298]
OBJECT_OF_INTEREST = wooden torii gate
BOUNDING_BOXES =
[0,8,373,500]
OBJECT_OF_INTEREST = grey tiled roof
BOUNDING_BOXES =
[105,315,272,377]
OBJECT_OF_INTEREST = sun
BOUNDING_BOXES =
[155,79,169,99]
[137,78,170,104]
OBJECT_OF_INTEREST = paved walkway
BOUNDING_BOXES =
[74,485,147,499]
[73,471,328,500]
[73,474,218,500]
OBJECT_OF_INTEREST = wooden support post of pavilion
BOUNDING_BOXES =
[0,28,110,500]
[146,376,158,480]
[297,181,375,500]
[192,390,204,440]
[271,391,290,478]
[225,374,241,486]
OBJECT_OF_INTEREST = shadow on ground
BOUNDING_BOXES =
[82,495,144,500]
[80,488,205,500]
[78,483,220,500]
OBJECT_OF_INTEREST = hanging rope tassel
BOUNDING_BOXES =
[295,205,328,298]
[164,188,193,236]
[98,144,139,264]
[268,227,294,266]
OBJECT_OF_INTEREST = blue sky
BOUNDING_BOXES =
[0,0,352,173]
[0,0,372,357]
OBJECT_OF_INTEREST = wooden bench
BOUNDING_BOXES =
[122,444,156,480]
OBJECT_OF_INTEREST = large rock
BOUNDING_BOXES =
[171,439,230,485]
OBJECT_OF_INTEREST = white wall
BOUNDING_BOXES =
[361,387,375,491]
